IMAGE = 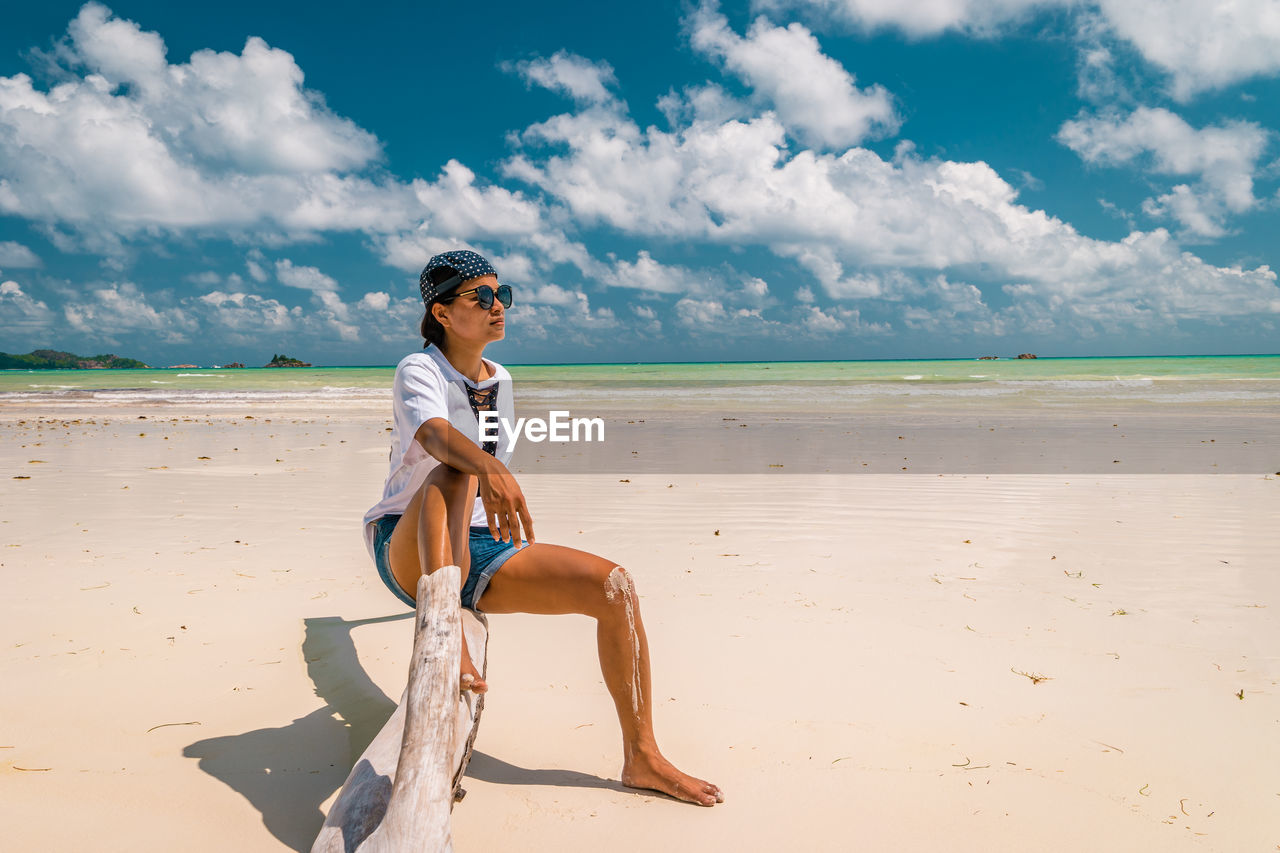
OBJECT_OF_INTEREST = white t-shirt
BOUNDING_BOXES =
[363,345,515,557]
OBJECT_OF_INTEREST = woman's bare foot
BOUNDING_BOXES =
[621,750,722,806]
[463,655,486,691]
[460,635,487,693]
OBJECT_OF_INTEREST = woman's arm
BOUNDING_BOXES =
[414,417,535,547]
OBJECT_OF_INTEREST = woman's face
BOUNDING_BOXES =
[434,274,506,345]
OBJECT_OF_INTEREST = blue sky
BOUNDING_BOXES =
[1,0,1278,366]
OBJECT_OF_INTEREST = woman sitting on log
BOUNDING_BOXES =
[362,249,723,807]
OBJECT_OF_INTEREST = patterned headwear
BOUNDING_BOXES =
[419,250,498,305]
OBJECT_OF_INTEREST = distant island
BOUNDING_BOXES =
[265,353,312,368]
[0,350,313,369]
[0,349,150,369]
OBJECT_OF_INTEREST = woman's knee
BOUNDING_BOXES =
[420,463,472,503]
[588,564,638,621]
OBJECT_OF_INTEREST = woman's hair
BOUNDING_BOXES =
[420,266,456,348]
[420,305,446,348]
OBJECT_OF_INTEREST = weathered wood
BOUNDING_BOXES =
[311,566,489,853]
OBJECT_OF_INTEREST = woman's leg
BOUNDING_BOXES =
[476,544,722,806]
[387,464,487,692]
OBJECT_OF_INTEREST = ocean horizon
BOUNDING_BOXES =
[4,353,1278,412]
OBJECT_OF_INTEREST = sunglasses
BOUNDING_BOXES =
[442,283,513,310]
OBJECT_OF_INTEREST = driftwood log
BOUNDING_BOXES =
[311,565,488,853]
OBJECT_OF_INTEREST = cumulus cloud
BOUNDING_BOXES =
[503,85,1280,333]
[270,258,366,340]
[1095,0,1280,100]
[688,5,899,148]
[800,304,845,333]
[198,290,297,334]
[0,3,413,244]
[523,283,584,306]
[275,258,339,292]
[751,0,1055,38]
[506,297,619,345]
[374,161,593,279]
[358,291,391,311]
[757,0,1280,98]
[508,51,618,104]
[0,241,41,267]
[62,281,196,345]
[1,279,56,342]
[245,250,269,283]
[599,251,705,294]
[3,2,1277,357]
[1058,107,1271,237]
[411,161,547,242]
[195,285,418,349]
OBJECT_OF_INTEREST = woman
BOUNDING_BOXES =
[362,250,723,807]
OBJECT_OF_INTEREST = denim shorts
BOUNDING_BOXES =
[372,514,526,611]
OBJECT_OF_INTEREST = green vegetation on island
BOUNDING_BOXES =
[0,349,150,370]
[265,353,312,368]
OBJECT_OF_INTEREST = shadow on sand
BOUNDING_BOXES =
[464,750,627,795]
[183,613,405,852]
[182,613,628,851]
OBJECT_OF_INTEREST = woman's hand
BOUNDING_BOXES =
[415,417,535,545]
[477,460,535,547]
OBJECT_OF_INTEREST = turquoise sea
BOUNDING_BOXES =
[2,354,1278,411]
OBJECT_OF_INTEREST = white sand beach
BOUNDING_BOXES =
[2,406,1278,851]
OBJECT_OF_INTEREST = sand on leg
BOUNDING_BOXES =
[476,543,723,806]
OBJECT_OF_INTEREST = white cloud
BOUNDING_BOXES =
[195,286,418,348]
[759,0,1280,98]
[504,89,1280,331]
[62,281,196,344]
[315,290,358,341]
[801,304,845,332]
[245,249,269,282]
[1058,107,1270,237]
[657,83,751,128]
[198,290,297,333]
[0,241,41,267]
[3,2,1277,355]
[0,3,412,244]
[508,51,618,104]
[271,258,362,339]
[671,273,782,336]
[689,5,899,148]
[898,274,1011,335]
[524,283,583,306]
[275,258,339,292]
[780,245,889,298]
[630,302,663,335]
[674,297,728,327]
[358,291,390,311]
[373,162,594,279]
[0,279,56,340]
[67,2,379,173]
[599,251,704,294]
[411,161,547,241]
[505,297,619,345]
[1096,0,1280,100]
[751,0,1054,38]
